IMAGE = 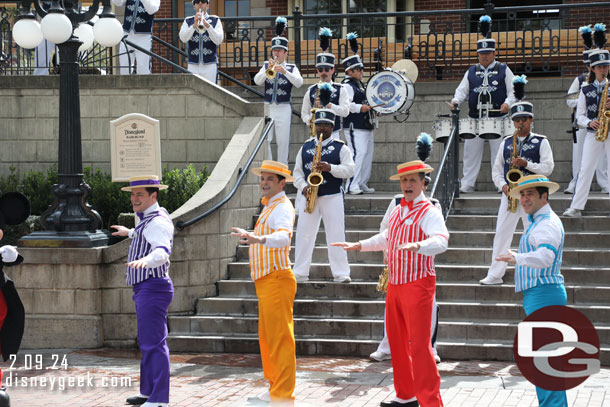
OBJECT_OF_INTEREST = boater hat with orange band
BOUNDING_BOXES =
[251,160,294,182]
[389,160,434,181]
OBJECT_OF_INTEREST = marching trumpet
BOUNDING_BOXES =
[266,58,278,80]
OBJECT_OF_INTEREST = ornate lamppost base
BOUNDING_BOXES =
[19,230,111,248]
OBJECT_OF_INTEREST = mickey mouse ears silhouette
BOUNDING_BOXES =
[0,192,30,230]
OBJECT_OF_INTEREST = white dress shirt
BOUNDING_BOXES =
[301,82,350,125]
[179,12,224,47]
[491,133,554,190]
[292,137,355,193]
[451,60,517,107]
[576,78,608,129]
[566,75,587,110]
[514,204,561,269]
[128,202,174,268]
[253,61,303,89]
[360,192,449,257]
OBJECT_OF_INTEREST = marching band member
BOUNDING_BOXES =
[496,175,567,407]
[564,24,610,217]
[370,134,441,365]
[342,32,376,195]
[179,0,224,83]
[301,27,350,140]
[293,109,354,283]
[480,77,554,285]
[112,0,160,74]
[231,161,297,404]
[565,27,608,194]
[254,17,303,165]
[333,160,448,407]
[451,15,516,193]
[111,176,174,407]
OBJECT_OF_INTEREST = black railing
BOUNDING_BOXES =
[3,2,610,79]
[430,107,460,220]
[175,117,274,231]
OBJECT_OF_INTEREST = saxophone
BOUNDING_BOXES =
[376,267,389,293]
[506,126,523,213]
[308,85,321,137]
[304,133,324,214]
[595,76,610,142]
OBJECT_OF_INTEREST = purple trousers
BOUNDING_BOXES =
[133,276,174,403]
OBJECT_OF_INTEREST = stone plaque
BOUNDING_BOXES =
[110,113,162,182]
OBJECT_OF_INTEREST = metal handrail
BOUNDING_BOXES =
[175,117,274,231]
[430,107,460,220]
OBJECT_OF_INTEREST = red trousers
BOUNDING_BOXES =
[386,276,443,407]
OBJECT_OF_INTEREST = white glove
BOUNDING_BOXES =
[0,245,19,263]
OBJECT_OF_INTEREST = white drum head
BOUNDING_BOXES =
[366,70,414,115]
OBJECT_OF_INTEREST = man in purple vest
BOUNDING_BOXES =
[111,175,174,407]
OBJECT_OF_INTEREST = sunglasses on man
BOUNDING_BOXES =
[317,67,332,73]
[512,116,530,123]
[193,0,208,4]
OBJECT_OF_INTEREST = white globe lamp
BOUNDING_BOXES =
[93,16,123,47]
[40,12,73,44]
[12,17,44,49]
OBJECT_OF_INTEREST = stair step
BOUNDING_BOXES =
[234,245,610,267]
[216,279,610,305]
[447,215,610,231]
[227,262,610,285]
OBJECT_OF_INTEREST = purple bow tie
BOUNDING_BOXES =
[136,212,144,220]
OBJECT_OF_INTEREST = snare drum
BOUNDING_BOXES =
[433,119,452,142]
[502,116,515,137]
[459,118,477,139]
[366,69,415,115]
[478,118,502,140]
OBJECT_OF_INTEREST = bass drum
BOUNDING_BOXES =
[366,69,415,115]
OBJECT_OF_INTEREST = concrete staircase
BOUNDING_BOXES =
[167,192,610,364]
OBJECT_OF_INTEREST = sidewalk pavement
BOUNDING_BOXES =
[2,349,609,407]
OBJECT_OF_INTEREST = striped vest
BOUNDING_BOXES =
[126,208,173,285]
[386,200,435,285]
[515,210,565,292]
[249,196,294,281]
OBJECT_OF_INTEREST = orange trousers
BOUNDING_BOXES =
[254,268,297,403]
[386,276,443,407]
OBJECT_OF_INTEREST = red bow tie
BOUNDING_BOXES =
[400,198,413,210]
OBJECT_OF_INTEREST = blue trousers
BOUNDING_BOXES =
[522,283,568,407]
[133,276,174,403]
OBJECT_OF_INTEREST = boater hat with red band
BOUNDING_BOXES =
[389,160,434,181]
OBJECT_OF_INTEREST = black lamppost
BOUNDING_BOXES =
[13,0,123,248]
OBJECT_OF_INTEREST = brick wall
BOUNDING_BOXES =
[266,0,288,17]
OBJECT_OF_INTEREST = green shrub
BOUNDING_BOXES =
[0,164,209,236]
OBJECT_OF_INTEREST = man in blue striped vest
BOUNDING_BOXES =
[496,175,567,407]
[112,0,160,74]
[111,176,174,407]
[179,0,224,83]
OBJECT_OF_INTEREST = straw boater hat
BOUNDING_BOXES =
[121,175,168,191]
[508,175,560,199]
[251,160,294,182]
[389,160,434,181]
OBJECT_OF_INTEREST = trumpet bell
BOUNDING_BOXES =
[265,69,276,80]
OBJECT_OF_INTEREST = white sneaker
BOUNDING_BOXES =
[434,354,441,363]
[361,185,376,194]
[459,186,474,193]
[295,275,309,283]
[348,189,363,195]
[257,389,271,402]
[479,276,503,285]
[333,276,351,283]
[369,351,391,361]
[563,188,574,194]
[563,208,582,217]
[142,403,168,407]
[601,188,609,194]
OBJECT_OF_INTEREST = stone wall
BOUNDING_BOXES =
[0,74,262,176]
[0,75,266,348]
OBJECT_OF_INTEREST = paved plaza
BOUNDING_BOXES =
[1,349,608,406]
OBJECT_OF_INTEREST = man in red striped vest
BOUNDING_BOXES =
[231,160,297,405]
[333,160,449,407]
